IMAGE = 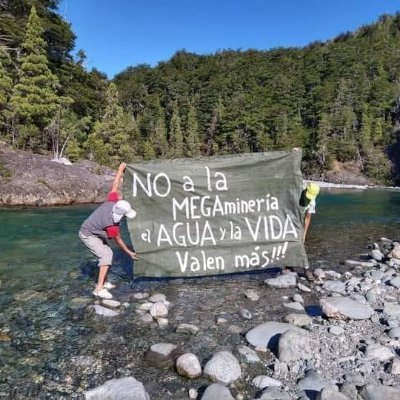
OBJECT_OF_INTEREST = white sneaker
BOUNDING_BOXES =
[93,288,113,299]
[103,282,116,290]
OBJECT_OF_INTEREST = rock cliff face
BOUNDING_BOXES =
[0,145,115,206]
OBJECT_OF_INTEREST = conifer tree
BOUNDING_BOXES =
[169,100,184,157]
[360,109,372,149]
[86,83,135,167]
[0,51,13,133]
[147,99,168,158]
[143,139,156,160]
[185,102,201,157]
[10,6,65,148]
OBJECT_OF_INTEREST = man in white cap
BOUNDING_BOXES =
[79,162,138,299]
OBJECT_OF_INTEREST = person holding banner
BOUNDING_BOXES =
[300,182,320,242]
[79,162,138,299]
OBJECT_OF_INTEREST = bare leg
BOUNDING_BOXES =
[96,265,109,290]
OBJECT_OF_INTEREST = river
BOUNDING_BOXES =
[0,188,399,399]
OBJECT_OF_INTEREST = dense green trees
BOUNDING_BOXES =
[113,14,400,184]
[1,4,400,184]
[9,6,71,150]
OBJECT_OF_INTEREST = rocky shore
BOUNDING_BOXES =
[0,144,380,207]
[0,144,114,206]
[4,237,400,399]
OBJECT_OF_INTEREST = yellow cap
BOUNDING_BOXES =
[305,182,320,200]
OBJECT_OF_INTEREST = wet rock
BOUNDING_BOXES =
[137,302,153,311]
[245,321,305,350]
[201,383,234,400]
[277,329,313,363]
[320,296,374,320]
[264,274,296,288]
[176,323,199,335]
[0,331,11,342]
[145,343,182,368]
[149,293,166,302]
[132,292,149,300]
[101,299,121,308]
[92,305,120,317]
[140,314,153,324]
[149,302,168,318]
[252,375,282,389]
[14,289,48,302]
[70,355,100,375]
[69,297,93,310]
[235,345,260,364]
[370,249,384,261]
[388,244,400,260]
[157,317,168,327]
[203,351,241,384]
[360,384,400,399]
[244,289,260,301]
[176,353,202,378]
[85,376,150,400]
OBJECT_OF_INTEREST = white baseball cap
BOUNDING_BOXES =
[112,200,137,223]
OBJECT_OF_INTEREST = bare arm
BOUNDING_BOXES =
[114,234,139,260]
[110,162,127,193]
[303,212,312,242]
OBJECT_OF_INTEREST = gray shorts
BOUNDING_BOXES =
[79,231,113,266]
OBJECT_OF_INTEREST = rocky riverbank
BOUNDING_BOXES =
[0,144,114,206]
[82,237,400,400]
[0,144,378,207]
[4,237,400,399]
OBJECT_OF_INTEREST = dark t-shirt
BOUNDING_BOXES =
[80,192,120,239]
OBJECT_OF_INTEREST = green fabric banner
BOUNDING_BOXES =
[124,151,308,278]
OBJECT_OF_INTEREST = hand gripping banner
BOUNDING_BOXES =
[124,151,308,278]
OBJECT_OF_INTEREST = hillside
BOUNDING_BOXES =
[1,3,400,186]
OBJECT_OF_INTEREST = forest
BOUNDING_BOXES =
[1,0,400,184]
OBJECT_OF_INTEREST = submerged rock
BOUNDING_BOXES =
[85,376,150,400]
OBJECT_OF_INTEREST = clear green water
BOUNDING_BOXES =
[0,189,399,398]
[307,188,400,264]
